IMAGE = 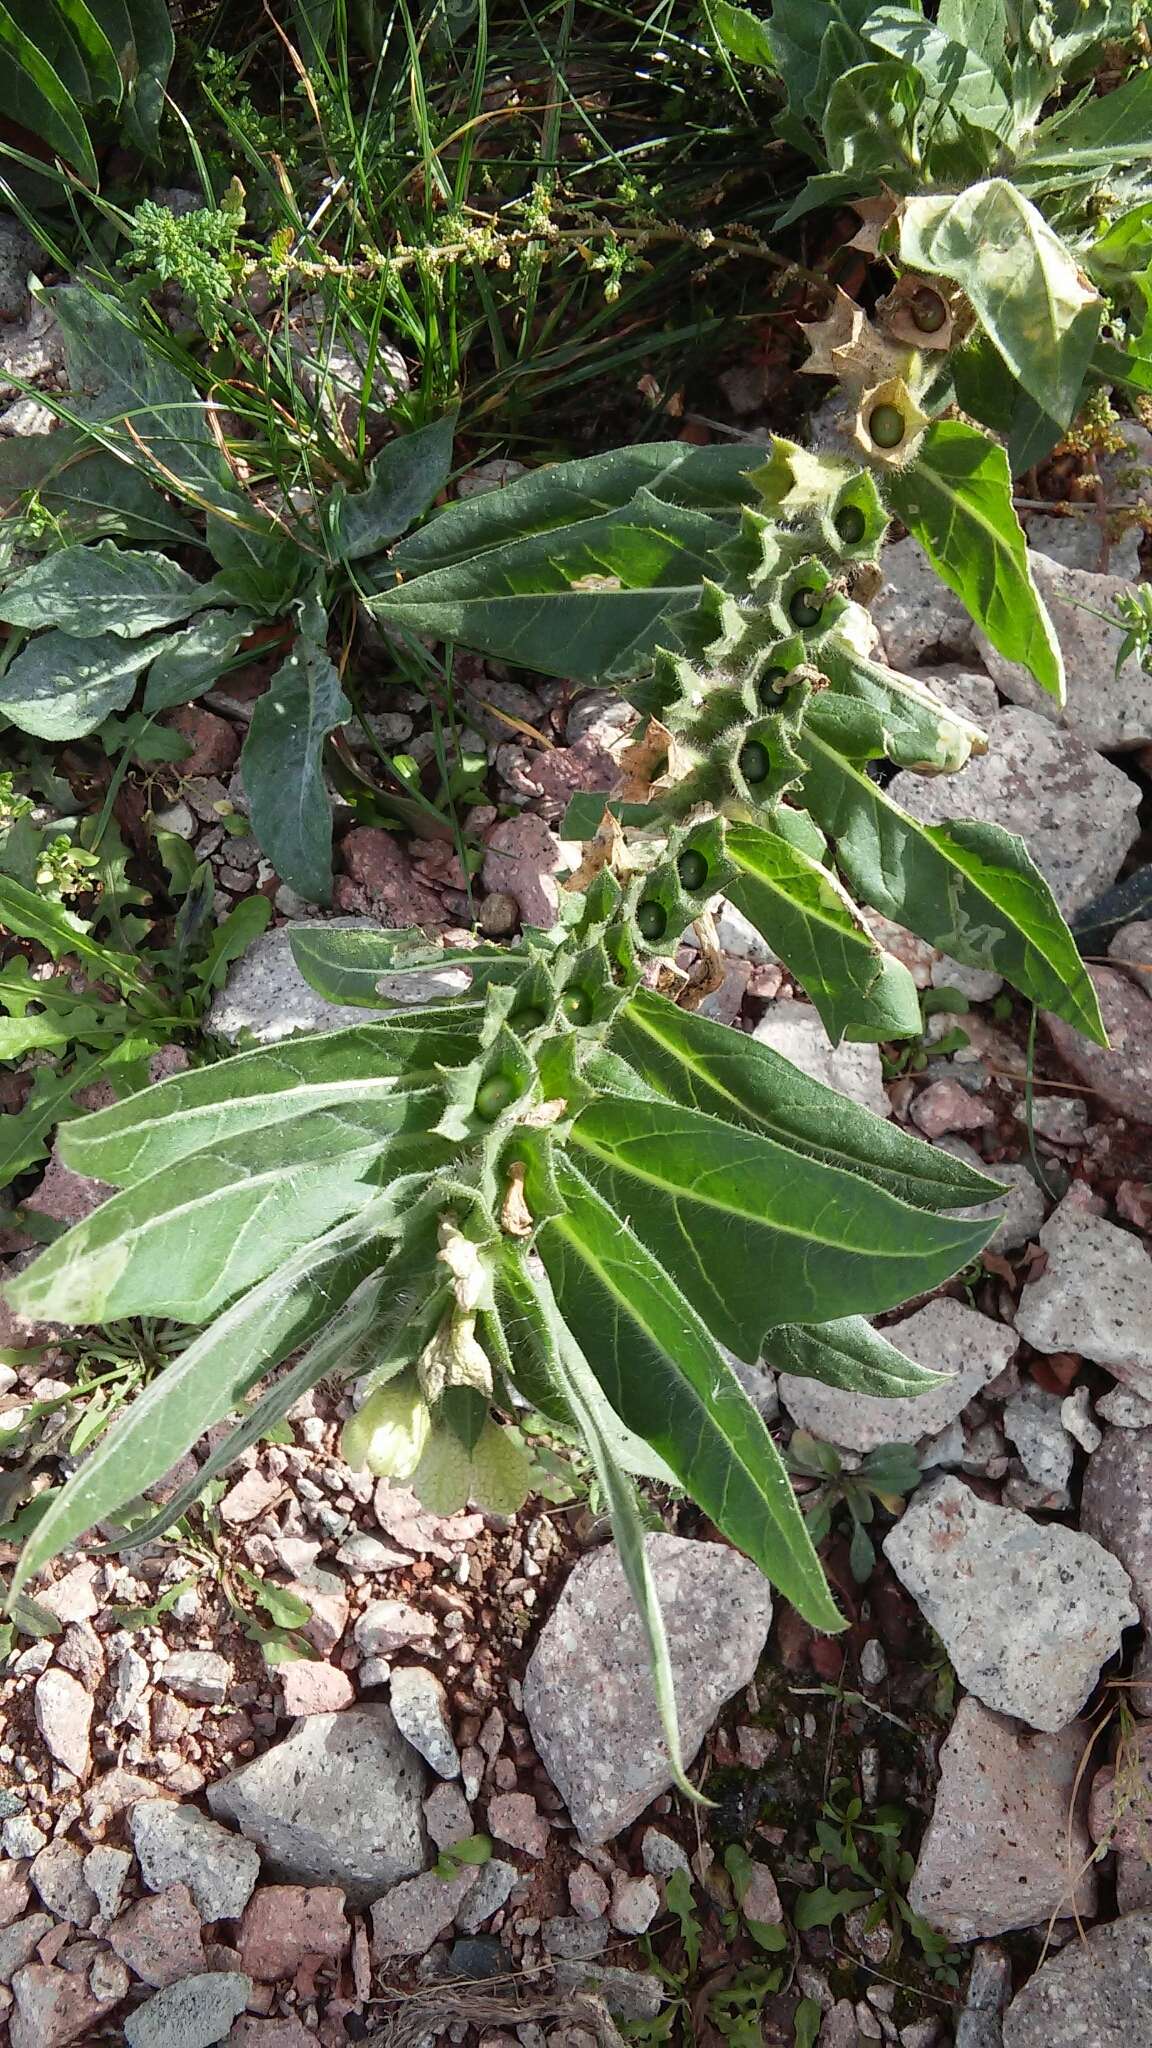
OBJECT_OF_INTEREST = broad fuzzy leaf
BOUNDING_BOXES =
[567,1094,992,1358]
[290,924,515,1004]
[761,1316,947,1396]
[0,5,98,182]
[373,491,739,683]
[725,820,922,1043]
[8,1199,404,1602]
[50,285,230,495]
[0,627,172,740]
[59,1013,486,1184]
[798,730,1107,1043]
[9,1101,446,1325]
[0,875,150,996]
[539,1155,843,1630]
[332,410,458,561]
[887,423,1063,699]
[241,632,350,905]
[143,609,257,713]
[0,541,212,637]
[0,431,196,545]
[863,6,1012,135]
[610,990,1001,1210]
[899,180,1100,426]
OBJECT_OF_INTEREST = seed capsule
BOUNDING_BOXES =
[511,1004,547,1032]
[834,504,866,544]
[636,899,667,942]
[739,740,771,786]
[910,287,947,333]
[561,987,593,1025]
[341,1378,432,1480]
[868,403,906,449]
[677,848,709,892]
[789,588,823,628]
[476,1074,516,1119]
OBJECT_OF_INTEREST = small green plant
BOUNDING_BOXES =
[786,1432,922,1583]
[797,1777,964,1986]
[2,427,1100,1778]
[124,189,246,340]
[711,0,1152,464]
[882,985,971,1077]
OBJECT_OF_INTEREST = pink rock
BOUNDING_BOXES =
[370,1866,479,1958]
[279,1663,355,1717]
[22,1151,112,1228]
[108,1883,206,1988]
[35,1565,99,1629]
[910,1078,995,1139]
[228,2021,321,2047]
[0,1861,30,1929]
[569,1862,610,1920]
[739,1860,782,1925]
[609,1872,660,1936]
[238,1885,349,1981]
[481,814,562,929]
[34,1669,92,1780]
[9,1960,121,2048]
[339,828,445,927]
[531,738,616,803]
[168,705,242,778]
[290,1574,349,1658]
[219,1468,284,1527]
[486,1791,550,1860]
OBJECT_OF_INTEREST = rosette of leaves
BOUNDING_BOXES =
[3,441,1101,1773]
[0,0,174,187]
[710,0,1152,465]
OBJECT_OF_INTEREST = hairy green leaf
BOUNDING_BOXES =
[887,422,1063,699]
[0,431,196,545]
[241,631,350,905]
[0,875,150,996]
[0,627,170,740]
[761,1316,948,1396]
[725,820,922,1042]
[0,5,98,181]
[799,728,1107,1041]
[539,1155,843,1629]
[567,1094,992,1357]
[7,1198,404,1602]
[289,923,518,1004]
[711,0,776,67]
[899,179,1100,425]
[142,608,257,712]
[863,6,1012,135]
[610,991,1001,1210]
[332,409,458,562]
[50,284,230,495]
[0,541,212,637]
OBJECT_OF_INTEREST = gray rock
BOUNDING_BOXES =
[1014,1189,1152,1393]
[0,299,63,400]
[890,706,1141,916]
[752,1005,891,1117]
[207,921,468,1045]
[641,1827,691,1879]
[1097,1386,1152,1428]
[453,1857,520,1934]
[29,1838,97,1926]
[130,1801,260,1923]
[779,1297,1017,1453]
[552,1960,665,2022]
[1044,965,1152,1125]
[522,1535,771,1843]
[909,1699,1095,1939]
[422,1782,472,1849]
[0,1914,53,1985]
[389,1665,459,1779]
[1013,1094,1088,1146]
[1082,1429,1152,1715]
[977,552,1152,749]
[956,1944,1013,2048]
[1002,1381,1074,1494]
[543,1914,610,1958]
[0,217,35,322]
[874,538,979,669]
[1098,420,1152,507]
[713,900,778,965]
[83,1843,132,1920]
[908,665,999,728]
[207,1705,427,1904]
[370,1865,479,1957]
[1002,1911,1152,2047]
[1109,920,1152,994]
[883,1475,1137,1731]
[123,1971,251,2048]
[158,1651,231,1705]
[933,1138,1046,1254]
[1024,510,1141,582]
[33,1668,92,1779]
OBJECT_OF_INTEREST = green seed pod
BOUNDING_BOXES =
[561,987,594,1025]
[636,900,668,942]
[476,1074,516,1120]
[834,504,866,544]
[677,847,709,892]
[739,740,770,786]
[789,588,823,628]
[511,1004,547,1033]
[340,1376,432,1480]
[868,403,906,449]
[758,665,789,709]
[910,288,947,334]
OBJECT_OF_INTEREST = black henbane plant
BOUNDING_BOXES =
[4,439,1101,1778]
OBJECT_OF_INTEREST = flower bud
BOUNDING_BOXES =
[341,1376,432,1480]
